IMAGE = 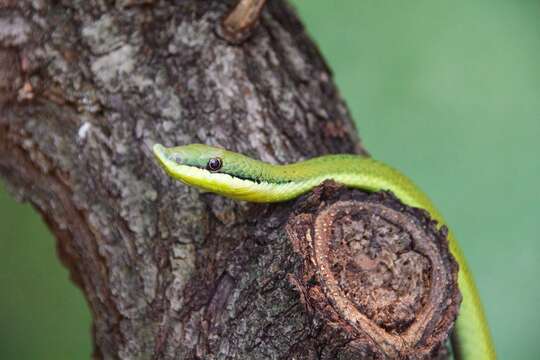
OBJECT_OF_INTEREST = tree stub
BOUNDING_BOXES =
[286,181,460,359]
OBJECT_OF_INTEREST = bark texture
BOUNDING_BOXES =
[286,182,459,359]
[0,1,456,359]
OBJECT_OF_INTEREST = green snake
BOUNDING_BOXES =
[152,143,496,359]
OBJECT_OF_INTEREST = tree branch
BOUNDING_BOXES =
[0,1,455,358]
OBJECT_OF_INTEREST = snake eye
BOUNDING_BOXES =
[207,157,223,172]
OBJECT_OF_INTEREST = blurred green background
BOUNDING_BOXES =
[1,1,539,358]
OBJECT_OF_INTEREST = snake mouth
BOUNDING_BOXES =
[152,143,166,158]
[153,143,177,168]
[152,143,209,186]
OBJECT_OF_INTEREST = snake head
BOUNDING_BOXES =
[152,143,272,201]
[153,143,226,172]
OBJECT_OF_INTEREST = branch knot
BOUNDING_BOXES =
[286,181,460,359]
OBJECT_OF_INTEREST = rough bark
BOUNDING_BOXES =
[286,182,459,359]
[0,1,456,359]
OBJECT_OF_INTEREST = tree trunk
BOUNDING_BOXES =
[0,1,457,359]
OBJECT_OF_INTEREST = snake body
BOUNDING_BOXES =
[153,143,496,359]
